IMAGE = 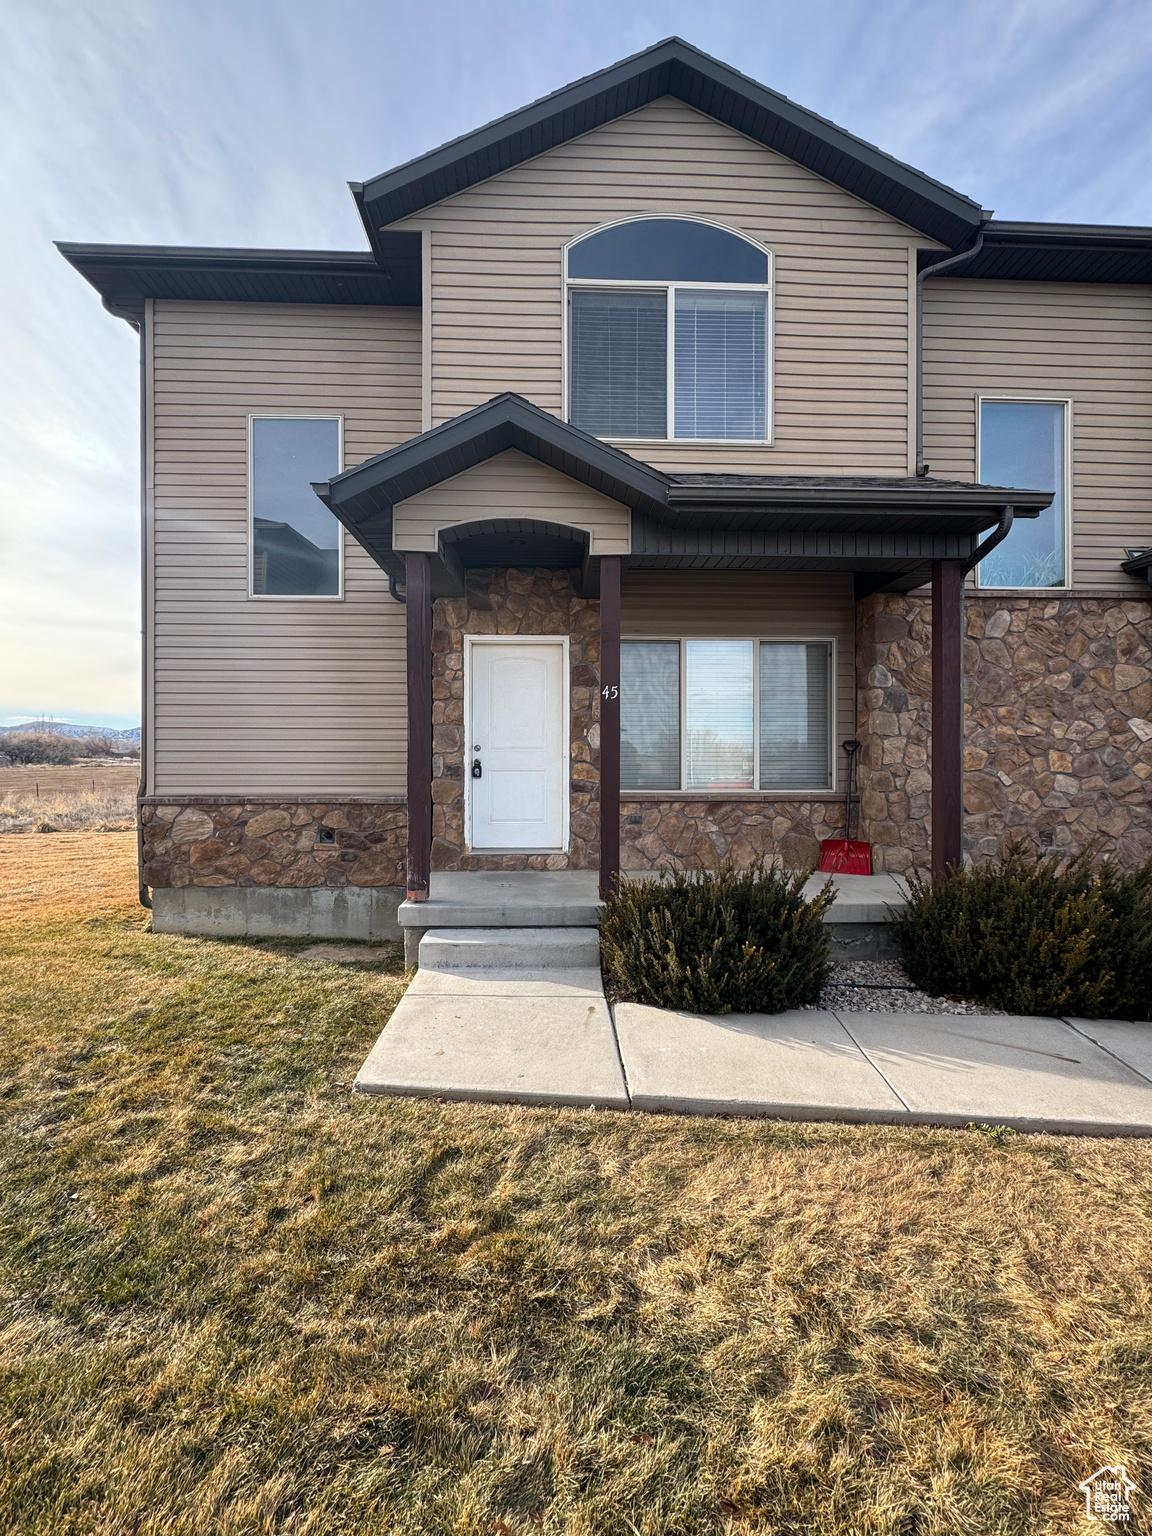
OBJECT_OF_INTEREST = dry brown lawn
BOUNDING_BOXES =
[0,835,1150,1534]
[0,762,138,833]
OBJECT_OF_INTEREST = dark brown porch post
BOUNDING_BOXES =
[931,559,964,880]
[599,555,622,900]
[405,551,432,901]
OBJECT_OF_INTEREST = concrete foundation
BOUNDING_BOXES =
[151,884,404,940]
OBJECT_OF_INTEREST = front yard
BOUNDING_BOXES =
[0,833,1149,1535]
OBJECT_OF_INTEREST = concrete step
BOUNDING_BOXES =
[418,926,601,970]
[398,871,603,930]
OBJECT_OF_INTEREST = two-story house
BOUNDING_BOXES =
[61,38,1152,942]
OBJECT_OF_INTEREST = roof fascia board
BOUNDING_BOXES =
[56,238,422,308]
[665,485,1049,513]
[920,222,1152,283]
[358,38,983,246]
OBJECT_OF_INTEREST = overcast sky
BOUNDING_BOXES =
[2,0,1150,728]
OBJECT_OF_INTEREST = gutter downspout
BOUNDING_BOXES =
[106,297,155,912]
[388,572,406,604]
[915,222,990,476]
[137,304,152,911]
[962,504,1014,578]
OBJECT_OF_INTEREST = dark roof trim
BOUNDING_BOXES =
[311,394,672,576]
[1121,548,1152,584]
[358,37,983,247]
[319,392,671,513]
[665,474,1051,515]
[313,395,1053,583]
[920,220,1152,284]
[56,238,422,311]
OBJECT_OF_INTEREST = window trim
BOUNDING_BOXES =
[622,635,836,795]
[562,216,775,447]
[247,412,345,601]
[973,394,1072,591]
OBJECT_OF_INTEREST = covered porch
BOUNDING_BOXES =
[313,394,1052,900]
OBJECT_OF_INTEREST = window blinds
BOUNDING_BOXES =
[759,643,832,789]
[569,289,666,438]
[674,289,767,440]
[620,642,680,789]
[685,640,755,790]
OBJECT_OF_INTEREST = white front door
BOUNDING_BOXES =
[468,638,567,850]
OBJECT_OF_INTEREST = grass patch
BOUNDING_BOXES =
[1,835,1150,1533]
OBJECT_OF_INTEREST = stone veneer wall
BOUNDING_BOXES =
[619,798,846,871]
[141,800,406,889]
[856,592,1152,873]
[430,568,601,871]
[141,588,1152,893]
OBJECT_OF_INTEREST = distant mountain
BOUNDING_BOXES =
[4,721,141,742]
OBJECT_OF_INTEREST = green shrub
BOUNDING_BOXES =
[893,844,1152,1020]
[600,863,834,1015]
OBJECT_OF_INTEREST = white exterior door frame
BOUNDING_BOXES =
[464,634,570,852]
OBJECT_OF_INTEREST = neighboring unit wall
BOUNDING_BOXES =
[922,278,1152,590]
[856,591,1152,872]
[401,97,924,475]
[149,300,422,796]
[392,449,631,553]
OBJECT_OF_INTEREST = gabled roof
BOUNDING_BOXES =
[311,393,671,576]
[355,37,985,248]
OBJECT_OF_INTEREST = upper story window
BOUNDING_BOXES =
[976,399,1069,589]
[249,416,343,598]
[565,218,772,443]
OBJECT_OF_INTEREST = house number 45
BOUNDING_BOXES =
[601,685,619,700]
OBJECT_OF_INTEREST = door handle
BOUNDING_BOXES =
[472,758,482,779]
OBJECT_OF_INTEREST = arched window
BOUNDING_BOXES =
[565,218,772,443]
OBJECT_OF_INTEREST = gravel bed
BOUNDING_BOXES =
[818,958,1007,1016]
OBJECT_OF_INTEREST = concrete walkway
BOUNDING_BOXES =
[355,969,1152,1135]
[356,966,629,1109]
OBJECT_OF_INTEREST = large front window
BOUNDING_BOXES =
[566,218,772,442]
[621,639,833,792]
[250,416,343,597]
[976,399,1068,588]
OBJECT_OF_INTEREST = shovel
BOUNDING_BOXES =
[819,738,872,875]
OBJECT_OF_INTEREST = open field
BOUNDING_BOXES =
[0,835,1150,1534]
[0,762,138,834]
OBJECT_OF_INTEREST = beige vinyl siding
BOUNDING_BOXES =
[622,572,855,792]
[923,278,1152,591]
[151,301,421,796]
[397,97,923,475]
[392,449,630,553]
